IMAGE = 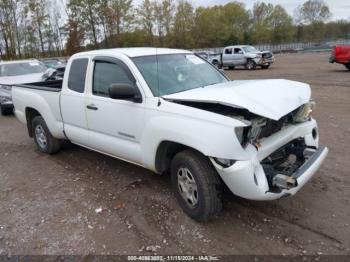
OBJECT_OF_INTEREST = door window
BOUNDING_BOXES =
[68,58,89,93]
[93,61,134,97]
[234,48,243,54]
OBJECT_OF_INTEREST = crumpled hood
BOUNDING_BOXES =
[163,79,311,121]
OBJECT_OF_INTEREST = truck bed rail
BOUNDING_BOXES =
[14,80,62,92]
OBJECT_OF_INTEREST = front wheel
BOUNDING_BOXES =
[345,64,350,71]
[32,116,61,154]
[245,60,256,70]
[171,149,223,221]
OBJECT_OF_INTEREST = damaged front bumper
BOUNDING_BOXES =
[255,57,275,66]
[0,85,13,112]
[210,119,328,200]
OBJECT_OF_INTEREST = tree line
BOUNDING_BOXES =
[0,0,349,60]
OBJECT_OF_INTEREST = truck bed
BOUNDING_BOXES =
[12,79,65,139]
[15,80,62,92]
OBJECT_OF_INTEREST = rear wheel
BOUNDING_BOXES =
[32,116,61,154]
[171,149,223,221]
[228,66,235,70]
[261,64,270,69]
[345,64,350,71]
[245,60,256,70]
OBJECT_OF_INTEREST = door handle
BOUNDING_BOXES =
[87,104,98,110]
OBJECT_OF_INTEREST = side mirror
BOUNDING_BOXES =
[238,51,243,54]
[108,83,141,103]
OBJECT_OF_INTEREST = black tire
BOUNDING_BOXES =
[32,116,61,154]
[171,149,223,221]
[245,60,256,70]
[228,66,235,70]
[0,105,12,116]
[345,64,350,71]
[212,60,220,68]
[261,64,270,69]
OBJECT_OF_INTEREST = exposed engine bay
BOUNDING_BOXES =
[261,51,273,59]
[261,138,315,192]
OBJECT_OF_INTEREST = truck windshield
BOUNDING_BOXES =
[0,62,47,77]
[132,54,228,96]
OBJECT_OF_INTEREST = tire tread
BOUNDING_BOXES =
[32,116,60,154]
[171,149,222,221]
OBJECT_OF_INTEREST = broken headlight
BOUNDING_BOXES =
[293,101,315,123]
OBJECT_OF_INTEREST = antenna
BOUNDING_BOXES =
[156,47,161,106]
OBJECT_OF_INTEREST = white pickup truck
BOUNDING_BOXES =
[12,48,328,221]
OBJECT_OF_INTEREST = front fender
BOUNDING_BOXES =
[140,102,251,171]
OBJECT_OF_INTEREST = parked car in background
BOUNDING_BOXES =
[219,45,274,70]
[0,59,47,115]
[329,45,350,71]
[0,59,62,115]
[194,51,222,67]
[12,48,327,221]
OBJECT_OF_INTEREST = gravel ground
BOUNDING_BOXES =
[0,52,349,256]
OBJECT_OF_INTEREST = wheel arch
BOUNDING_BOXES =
[25,107,42,137]
[155,140,205,174]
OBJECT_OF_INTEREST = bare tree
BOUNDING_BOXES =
[138,0,155,45]
[295,0,332,24]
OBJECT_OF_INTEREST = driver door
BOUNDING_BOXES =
[222,48,234,66]
[85,56,146,165]
[233,48,245,65]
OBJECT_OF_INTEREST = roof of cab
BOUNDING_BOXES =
[73,47,192,58]
[225,45,252,49]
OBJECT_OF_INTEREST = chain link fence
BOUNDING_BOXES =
[193,39,350,54]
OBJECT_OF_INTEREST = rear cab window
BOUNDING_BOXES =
[68,58,89,93]
[225,48,232,54]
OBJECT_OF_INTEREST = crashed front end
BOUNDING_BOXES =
[211,102,328,200]
[253,51,275,66]
[0,85,14,112]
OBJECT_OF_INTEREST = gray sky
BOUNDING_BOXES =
[191,0,350,20]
